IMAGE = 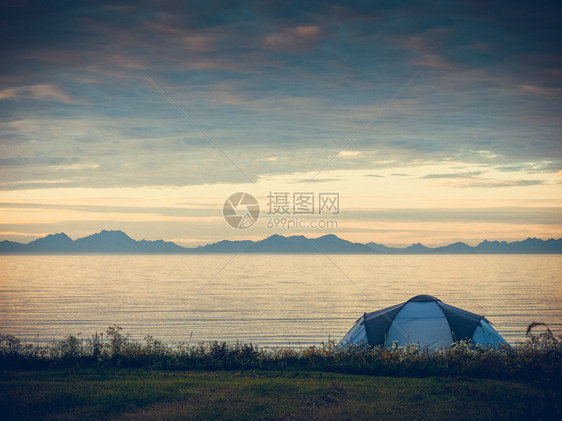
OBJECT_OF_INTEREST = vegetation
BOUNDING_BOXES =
[1,370,558,420]
[1,325,560,383]
[0,325,560,419]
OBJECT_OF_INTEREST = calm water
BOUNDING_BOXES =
[0,255,560,347]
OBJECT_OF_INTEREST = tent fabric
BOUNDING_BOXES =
[363,303,404,345]
[341,295,508,349]
[435,300,487,341]
[343,314,369,344]
[386,300,454,348]
[472,319,507,345]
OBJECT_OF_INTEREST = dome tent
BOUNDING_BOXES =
[340,295,508,349]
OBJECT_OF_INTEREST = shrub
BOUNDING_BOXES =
[0,324,559,387]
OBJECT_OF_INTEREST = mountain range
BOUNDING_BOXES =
[1,230,561,254]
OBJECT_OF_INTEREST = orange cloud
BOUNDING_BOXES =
[263,25,324,51]
[0,84,77,104]
[182,35,216,52]
[520,84,560,97]
[401,35,457,70]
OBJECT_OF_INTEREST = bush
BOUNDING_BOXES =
[0,324,560,388]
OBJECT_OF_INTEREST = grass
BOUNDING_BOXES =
[1,327,560,384]
[0,325,560,419]
[0,369,558,420]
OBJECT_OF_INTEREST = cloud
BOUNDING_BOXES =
[400,34,458,70]
[181,35,217,52]
[422,171,484,179]
[0,0,559,247]
[51,163,99,171]
[493,163,552,173]
[0,179,70,187]
[0,157,80,166]
[0,231,52,237]
[291,178,340,183]
[0,0,560,191]
[338,150,363,157]
[458,179,547,188]
[0,84,77,103]
[263,25,325,51]
[519,84,562,97]
[345,207,562,225]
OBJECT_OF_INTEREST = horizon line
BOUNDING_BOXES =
[2,229,561,249]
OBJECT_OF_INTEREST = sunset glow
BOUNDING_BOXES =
[0,1,560,246]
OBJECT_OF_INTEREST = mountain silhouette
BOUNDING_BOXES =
[27,233,74,253]
[191,233,372,253]
[432,241,473,254]
[0,230,561,254]
[0,230,185,254]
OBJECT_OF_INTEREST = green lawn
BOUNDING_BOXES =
[0,370,558,420]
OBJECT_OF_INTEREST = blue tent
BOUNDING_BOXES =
[341,295,508,349]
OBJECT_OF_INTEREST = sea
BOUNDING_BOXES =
[0,254,560,347]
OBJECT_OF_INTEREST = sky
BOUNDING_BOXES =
[0,0,561,247]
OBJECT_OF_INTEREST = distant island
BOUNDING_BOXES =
[1,230,561,254]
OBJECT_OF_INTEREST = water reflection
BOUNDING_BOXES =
[0,255,560,346]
